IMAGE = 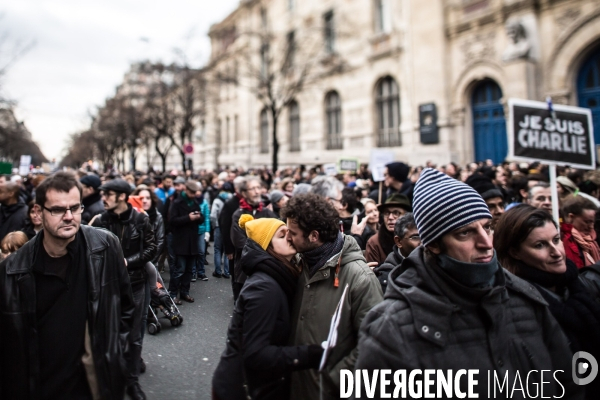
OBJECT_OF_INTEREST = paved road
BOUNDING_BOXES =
[139,259,234,400]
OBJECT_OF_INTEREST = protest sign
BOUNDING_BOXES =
[338,158,359,173]
[507,98,595,169]
[323,163,338,176]
[369,150,395,182]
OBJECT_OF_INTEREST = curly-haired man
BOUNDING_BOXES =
[281,193,383,400]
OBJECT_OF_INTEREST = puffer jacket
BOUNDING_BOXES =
[355,247,582,399]
[0,225,135,400]
[289,235,383,400]
[91,204,157,272]
[212,240,316,400]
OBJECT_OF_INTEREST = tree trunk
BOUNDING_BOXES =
[271,108,279,172]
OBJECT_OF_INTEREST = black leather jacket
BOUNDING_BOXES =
[0,225,135,400]
[147,207,165,265]
[92,205,157,271]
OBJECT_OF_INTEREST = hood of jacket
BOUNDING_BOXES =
[241,239,274,275]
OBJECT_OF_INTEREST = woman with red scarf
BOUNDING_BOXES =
[561,195,600,268]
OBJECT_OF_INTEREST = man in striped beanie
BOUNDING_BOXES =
[355,168,578,397]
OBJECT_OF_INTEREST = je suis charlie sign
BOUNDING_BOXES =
[508,98,596,169]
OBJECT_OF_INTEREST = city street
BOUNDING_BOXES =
[139,259,234,400]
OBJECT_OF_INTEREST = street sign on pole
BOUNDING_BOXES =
[184,143,194,154]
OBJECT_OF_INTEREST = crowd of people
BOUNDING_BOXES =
[1,159,600,399]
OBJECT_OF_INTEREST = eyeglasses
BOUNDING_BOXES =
[403,234,421,242]
[245,187,261,192]
[383,210,404,218]
[42,204,84,217]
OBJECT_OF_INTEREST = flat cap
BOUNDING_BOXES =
[185,180,201,192]
[173,177,186,184]
[80,175,102,190]
[98,179,133,195]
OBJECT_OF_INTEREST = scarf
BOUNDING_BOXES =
[377,224,396,258]
[302,232,345,277]
[147,205,158,222]
[180,191,195,207]
[517,260,600,368]
[571,227,600,266]
[437,251,499,289]
[239,197,263,213]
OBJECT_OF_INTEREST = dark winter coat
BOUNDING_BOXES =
[212,240,316,400]
[22,220,40,240]
[0,225,135,400]
[230,206,277,285]
[355,247,582,399]
[0,201,28,242]
[81,192,104,226]
[373,245,404,294]
[169,195,202,256]
[147,206,165,265]
[219,194,241,256]
[91,205,157,272]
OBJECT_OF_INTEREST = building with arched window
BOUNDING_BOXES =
[194,0,600,169]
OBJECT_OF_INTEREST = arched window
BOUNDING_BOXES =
[325,91,342,149]
[376,76,400,147]
[260,108,269,153]
[577,48,600,145]
[289,100,300,152]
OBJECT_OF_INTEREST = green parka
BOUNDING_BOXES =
[289,235,383,400]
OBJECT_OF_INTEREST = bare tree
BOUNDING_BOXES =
[168,66,206,172]
[213,14,347,171]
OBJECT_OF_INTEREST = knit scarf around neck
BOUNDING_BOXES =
[302,232,345,277]
[180,191,195,207]
[571,227,600,266]
[517,260,600,361]
[239,197,263,212]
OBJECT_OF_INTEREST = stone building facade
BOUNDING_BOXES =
[190,0,600,170]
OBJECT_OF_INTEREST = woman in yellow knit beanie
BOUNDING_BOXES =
[212,215,323,400]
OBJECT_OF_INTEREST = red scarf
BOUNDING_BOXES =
[239,197,263,212]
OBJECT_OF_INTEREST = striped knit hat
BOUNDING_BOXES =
[413,168,492,247]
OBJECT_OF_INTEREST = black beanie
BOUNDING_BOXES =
[465,173,503,201]
[385,162,410,183]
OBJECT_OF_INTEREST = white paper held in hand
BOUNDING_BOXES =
[319,283,349,371]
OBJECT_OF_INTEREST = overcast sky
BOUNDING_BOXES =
[2,0,238,162]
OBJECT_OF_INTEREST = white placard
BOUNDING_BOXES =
[319,284,349,371]
[369,150,395,182]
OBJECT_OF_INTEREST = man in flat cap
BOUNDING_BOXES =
[169,180,204,303]
[91,179,156,400]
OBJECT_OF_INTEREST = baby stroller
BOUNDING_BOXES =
[147,273,183,334]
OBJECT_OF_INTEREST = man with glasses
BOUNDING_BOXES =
[0,171,135,399]
[91,179,156,400]
[230,176,276,300]
[373,212,420,293]
[365,194,412,265]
